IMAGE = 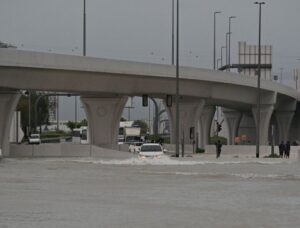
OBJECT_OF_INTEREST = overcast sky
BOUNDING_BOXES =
[1,0,300,121]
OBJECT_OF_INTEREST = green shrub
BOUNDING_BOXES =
[41,131,70,139]
[195,148,205,153]
[145,135,165,143]
[209,136,227,145]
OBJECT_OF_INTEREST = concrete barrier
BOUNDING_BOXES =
[8,143,300,160]
[9,143,133,159]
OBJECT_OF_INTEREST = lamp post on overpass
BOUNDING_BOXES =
[228,16,236,72]
[254,1,265,158]
[225,32,230,70]
[213,11,221,70]
[221,46,226,68]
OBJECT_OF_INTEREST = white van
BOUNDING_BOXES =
[29,134,41,144]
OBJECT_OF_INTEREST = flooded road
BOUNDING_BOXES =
[0,156,299,228]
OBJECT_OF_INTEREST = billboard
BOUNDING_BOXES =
[238,41,272,80]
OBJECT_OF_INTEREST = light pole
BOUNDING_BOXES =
[74,0,87,125]
[254,1,265,158]
[225,32,230,69]
[83,0,86,57]
[221,46,226,68]
[214,11,221,70]
[175,0,180,157]
[228,16,236,72]
[28,91,31,135]
[56,95,59,130]
[172,0,175,65]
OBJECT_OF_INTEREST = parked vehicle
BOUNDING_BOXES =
[128,142,143,153]
[29,134,41,144]
[139,143,165,157]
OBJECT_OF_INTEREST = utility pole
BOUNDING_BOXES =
[175,0,180,157]
[228,16,236,72]
[213,11,221,70]
[172,0,175,65]
[254,1,265,158]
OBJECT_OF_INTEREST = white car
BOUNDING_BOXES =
[128,142,143,153]
[139,143,165,157]
[29,134,41,144]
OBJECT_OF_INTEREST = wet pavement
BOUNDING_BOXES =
[0,155,299,228]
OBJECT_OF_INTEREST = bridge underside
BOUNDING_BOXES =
[0,87,298,157]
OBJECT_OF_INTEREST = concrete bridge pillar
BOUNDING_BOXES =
[275,111,295,143]
[166,99,205,145]
[81,96,128,148]
[275,99,297,143]
[252,104,274,145]
[198,105,216,149]
[0,92,20,157]
[222,108,242,145]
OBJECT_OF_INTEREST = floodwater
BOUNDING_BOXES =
[0,155,299,228]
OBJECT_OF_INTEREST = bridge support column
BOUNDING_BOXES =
[252,104,274,145]
[198,105,216,149]
[166,100,205,145]
[275,111,295,143]
[0,92,20,157]
[81,96,128,148]
[275,99,296,143]
[222,108,242,145]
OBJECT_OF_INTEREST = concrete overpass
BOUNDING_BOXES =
[0,49,299,156]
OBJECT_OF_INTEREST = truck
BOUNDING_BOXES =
[118,121,142,144]
[124,127,141,143]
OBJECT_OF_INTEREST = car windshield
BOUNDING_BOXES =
[140,145,162,152]
[30,135,39,139]
[135,143,143,146]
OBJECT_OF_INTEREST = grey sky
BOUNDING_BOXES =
[1,0,300,120]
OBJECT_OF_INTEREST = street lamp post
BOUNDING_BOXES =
[83,0,86,57]
[74,0,87,126]
[254,1,265,158]
[28,91,31,135]
[175,0,180,157]
[228,16,236,72]
[214,11,221,70]
[172,0,175,65]
[221,46,226,68]
[225,32,230,69]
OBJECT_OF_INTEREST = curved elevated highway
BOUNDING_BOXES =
[0,49,299,156]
